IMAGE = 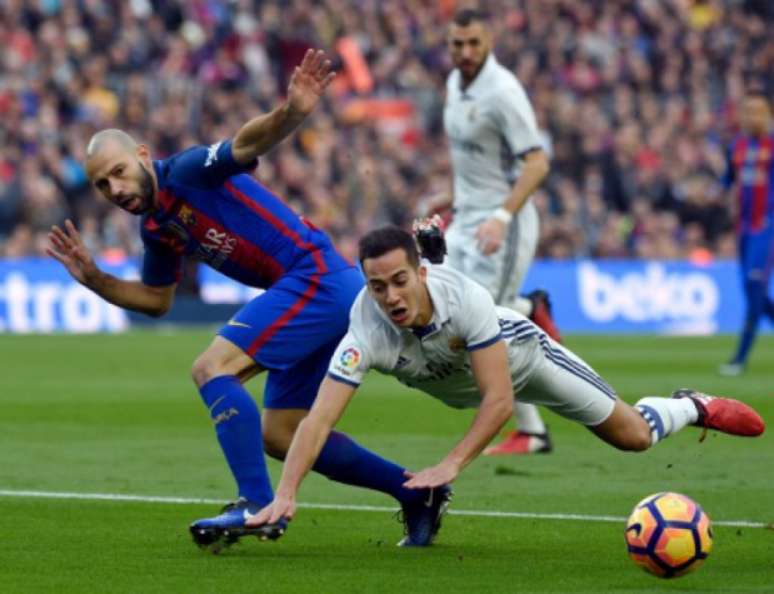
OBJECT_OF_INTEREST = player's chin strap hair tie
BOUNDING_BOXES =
[412,215,447,264]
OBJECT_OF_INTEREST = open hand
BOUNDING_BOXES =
[47,220,100,286]
[475,217,507,255]
[246,494,296,528]
[402,461,460,490]
[288,49,336,115]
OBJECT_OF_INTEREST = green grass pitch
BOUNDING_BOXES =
[1,331,772,593]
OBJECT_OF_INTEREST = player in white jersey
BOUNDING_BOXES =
[248,227,765,543]
[434,9,558,454]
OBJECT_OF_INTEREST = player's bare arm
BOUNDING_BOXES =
[403,340,513,489]
[422,191,454,217]
[47,219,175,317]
[475,148,550,255]
[231,49,336,164]
[247,376,357,526]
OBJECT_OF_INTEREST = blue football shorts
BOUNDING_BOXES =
[218,264,364,409]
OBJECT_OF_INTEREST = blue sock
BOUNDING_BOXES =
[732,280,767,364]
[313,431,423,504]
[199,375,273,506]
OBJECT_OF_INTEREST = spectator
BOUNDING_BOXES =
[1,0,771,265]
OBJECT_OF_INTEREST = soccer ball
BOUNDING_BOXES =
[625,492,713,578]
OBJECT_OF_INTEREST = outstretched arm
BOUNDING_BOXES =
[231,49,335,164]
[247,376,357,526]
[403,340,513,489]
[47,220,175,317]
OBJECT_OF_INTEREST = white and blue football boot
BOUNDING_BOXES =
[189,497,287,553]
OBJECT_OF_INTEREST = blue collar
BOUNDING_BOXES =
[411,322,437,339]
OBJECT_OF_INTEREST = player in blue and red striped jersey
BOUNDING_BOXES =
[46,49,447,551]
[719,88,774,376]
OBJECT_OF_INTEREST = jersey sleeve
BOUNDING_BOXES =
[166,140,258,188]
[494,85,543,157]
[140,232,182,287]
[458,280,502,351]
[327,331,372,387]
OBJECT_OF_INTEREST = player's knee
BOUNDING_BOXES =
[628,428,652,452]
[262,424,291,460]
[191,353,223,387]
[617,424,652,452]
[602,420,651,452]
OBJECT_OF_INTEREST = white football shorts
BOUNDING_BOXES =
[445,200,539,307]
[512,335,617,426]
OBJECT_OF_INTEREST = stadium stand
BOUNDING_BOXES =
[0,0,771,264]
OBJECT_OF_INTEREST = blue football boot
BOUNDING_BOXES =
[189,497,287,553]
[396,485,452,547]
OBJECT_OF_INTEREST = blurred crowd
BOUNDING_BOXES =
[1,0,772,264]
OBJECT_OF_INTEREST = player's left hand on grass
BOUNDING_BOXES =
[287,49,336,115]
[402,461,459,490]
[475,217,506,255]
[246,494,296,527]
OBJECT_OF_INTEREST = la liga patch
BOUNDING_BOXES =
[339,347,361,369]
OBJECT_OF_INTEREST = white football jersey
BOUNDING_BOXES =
[444,53,542,216]
[327,264,543,409]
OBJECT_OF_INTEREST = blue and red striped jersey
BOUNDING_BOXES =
[140,140,351,287]
[723,133,774,234]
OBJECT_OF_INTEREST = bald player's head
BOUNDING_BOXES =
[85,129,157,215]
[86,128,138,158]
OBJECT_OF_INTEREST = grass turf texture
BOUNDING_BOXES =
[1,331,772,593]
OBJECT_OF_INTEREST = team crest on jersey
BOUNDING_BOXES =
[178,205,196,227]
[448,336,466,352]
[339,347,361,369]
[164,221,190,243]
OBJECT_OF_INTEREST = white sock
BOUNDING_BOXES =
[635,396,699,445]
[514,401,546,435]
[512,296,533,317]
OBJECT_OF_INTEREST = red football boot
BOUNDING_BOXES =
[483,430,552,455]
[527,290,562,343]
[672,389,765,439]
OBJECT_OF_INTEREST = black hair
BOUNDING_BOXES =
[358,226,419,268]
[452,8,488,27]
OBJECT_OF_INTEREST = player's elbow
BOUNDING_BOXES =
[496,399,514,426]
[528,150,550,180]
[144,286,175,318]
[145,298,172,318]
[305,407,336,435]
[230,137,259,164]
[144,304,170,318]
[488,392,515,428]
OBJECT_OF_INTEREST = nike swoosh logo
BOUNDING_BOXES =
[227,320,251,328]
[208,396,225,414]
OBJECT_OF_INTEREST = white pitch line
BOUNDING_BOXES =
[0,489,768,529]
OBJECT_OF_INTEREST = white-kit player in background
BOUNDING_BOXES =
[247,226,764,544]
[429,8,559,454]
